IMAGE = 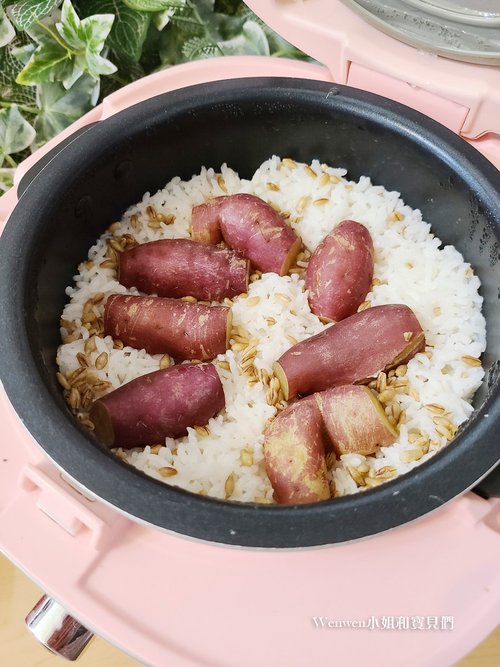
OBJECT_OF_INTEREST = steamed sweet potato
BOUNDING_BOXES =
[90,363,224,448]
[263,397,330,504]
[273,304,425,399]
[104,294,231,360]
[315,385,397,456]
[118,239,249,301]
[305,220,374,321]
[191,194,301,275]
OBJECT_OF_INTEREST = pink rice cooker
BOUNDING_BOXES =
[0,1,499,665]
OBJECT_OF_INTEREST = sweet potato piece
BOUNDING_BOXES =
[305,220,374,321]
[315,385,397,456]
[191,194,301,275]
[90,363,224,448]
[273,304,425,399]
[263,397,330,504]
[104,294,231,360]
[118,239,249,301]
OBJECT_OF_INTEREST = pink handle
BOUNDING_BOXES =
[19,464,130,551]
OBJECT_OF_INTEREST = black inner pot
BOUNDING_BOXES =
[0,78,499,548]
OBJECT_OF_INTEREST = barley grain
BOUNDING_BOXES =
[159,467,178,478]
[95,352,108,370]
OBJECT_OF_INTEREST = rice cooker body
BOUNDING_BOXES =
[0,78,499,548]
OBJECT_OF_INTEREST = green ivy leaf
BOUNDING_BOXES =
[0,105,36,164]
[76,0,150,62]
[10,0,61,31]
[84,48,116,78]
[55,1,116,79]
[123,0,183,10]
[0,6,15,47]
[57,0,114,54]
[34,73,97,144]
[16,1,116,87]
[15,38,72,84]
[79,15,115,52]
[56,0,85,49]
[16,19,80,86]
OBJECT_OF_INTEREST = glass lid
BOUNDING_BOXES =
[340,0,500,64]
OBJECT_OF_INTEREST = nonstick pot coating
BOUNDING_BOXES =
[0,78,499,547]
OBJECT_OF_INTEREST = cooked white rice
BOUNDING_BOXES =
[57,156,486,501]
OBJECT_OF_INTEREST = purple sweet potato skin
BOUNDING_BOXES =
[104,294,229,360]
[305,220,374,321]
[118,239,249,301]
[275,304,425,399]
[263,396,330,504]
[191,200,224,244]
[192,194,301,275]
[315,385,397,456]
[90,363,224,448]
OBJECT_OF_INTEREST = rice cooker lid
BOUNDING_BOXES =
[246,0,500,140]
[249,0,500,65]
[339,0,500,65]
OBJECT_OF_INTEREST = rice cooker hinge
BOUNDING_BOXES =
[345,63,500,168]
[346,63,469,135]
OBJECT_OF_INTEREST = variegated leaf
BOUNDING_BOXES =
[0,105,36,161]
[10,0,61,31]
